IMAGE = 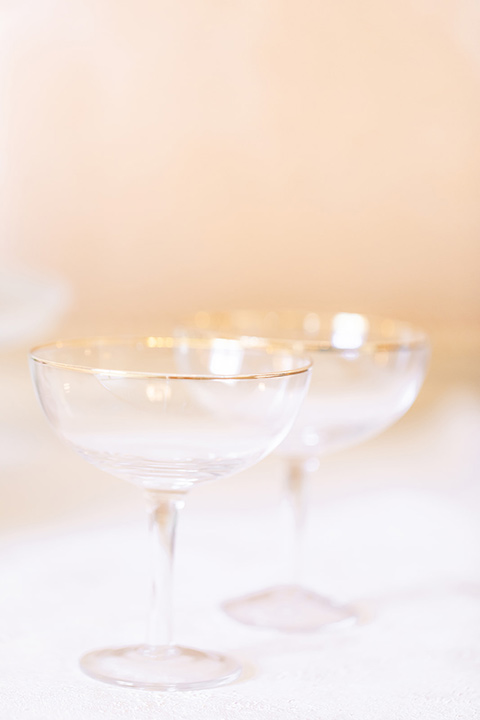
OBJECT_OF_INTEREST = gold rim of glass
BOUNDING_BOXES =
[187,311,430,354]
[29,336,312,380]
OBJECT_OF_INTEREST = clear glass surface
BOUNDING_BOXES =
[30,336,311,689]
[184,311,430,631]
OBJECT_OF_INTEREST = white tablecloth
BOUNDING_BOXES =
[0,342,479,719]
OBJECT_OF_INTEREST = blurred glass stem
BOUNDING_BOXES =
[145,489,186,649]
[284,460,309,586]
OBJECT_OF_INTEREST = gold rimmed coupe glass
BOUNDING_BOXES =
[184,312,430,631]
[29,336,311,690]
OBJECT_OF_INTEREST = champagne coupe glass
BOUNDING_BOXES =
[29,336,311,690]
[184,311,430,631]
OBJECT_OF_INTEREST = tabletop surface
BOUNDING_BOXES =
[0,336,479,719]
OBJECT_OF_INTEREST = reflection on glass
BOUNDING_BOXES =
[331,312,368,349]
[208,339,244,376]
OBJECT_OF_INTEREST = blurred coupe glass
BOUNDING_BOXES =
[184,311,430,631]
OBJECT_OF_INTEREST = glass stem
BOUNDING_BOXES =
[284,460,307,586]
[144,489,186,649]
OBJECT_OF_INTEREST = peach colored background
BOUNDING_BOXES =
[1,0,479,333]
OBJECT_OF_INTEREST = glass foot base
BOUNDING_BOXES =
[80,644,242,691]
[222,584,357,632]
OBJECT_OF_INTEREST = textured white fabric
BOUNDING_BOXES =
[1,482,479,719]
[0,350,479,719]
